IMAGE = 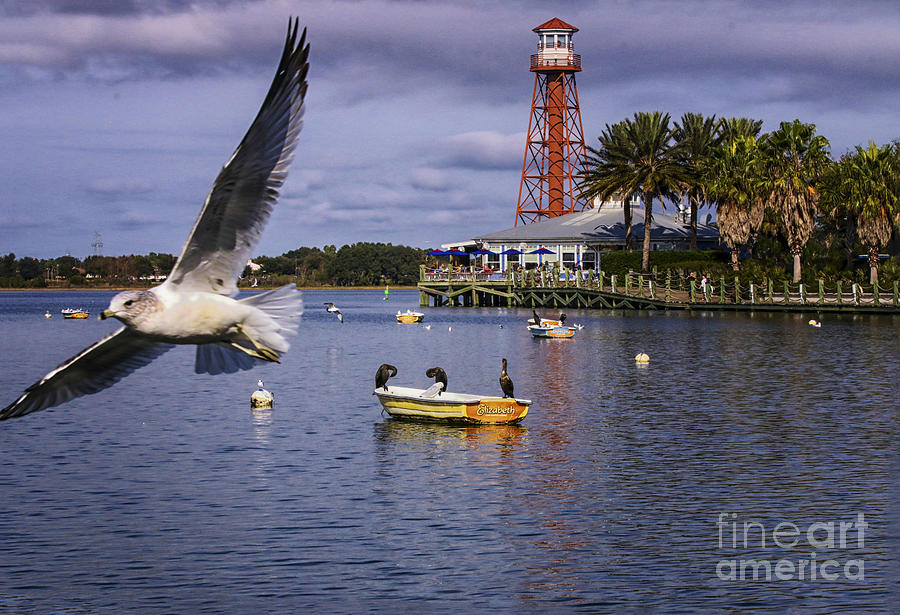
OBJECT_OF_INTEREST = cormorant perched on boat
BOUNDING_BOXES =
[558,312,567,324]
[532,309,542,325]
[499,358,514,398]
[375,363,397,391]
[425,367,447,396]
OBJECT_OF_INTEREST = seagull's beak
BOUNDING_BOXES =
[99,309,115,320]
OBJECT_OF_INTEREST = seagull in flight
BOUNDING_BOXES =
[323,302,344,323]
[1,19,309,421]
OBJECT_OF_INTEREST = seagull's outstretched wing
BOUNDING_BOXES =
[0,328,173,421]
[165,19,310,296]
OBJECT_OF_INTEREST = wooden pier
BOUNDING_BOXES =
[418,267,900,314]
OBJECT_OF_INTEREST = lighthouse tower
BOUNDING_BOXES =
[514,18,588,225]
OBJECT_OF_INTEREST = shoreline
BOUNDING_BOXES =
[0,285,419,292]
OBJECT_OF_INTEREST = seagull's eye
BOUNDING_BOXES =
[124,300,134,307]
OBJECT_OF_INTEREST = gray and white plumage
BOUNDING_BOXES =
[324,302,344,323]
[1,19,309,421]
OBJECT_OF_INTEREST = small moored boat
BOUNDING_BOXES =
[61,308,90,319]
[375,385,530,424]
[527,323,576,338]
[396,309,425,323]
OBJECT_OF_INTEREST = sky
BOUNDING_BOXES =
[1,0,898,260]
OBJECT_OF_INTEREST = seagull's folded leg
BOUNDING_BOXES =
[232,323,281,363]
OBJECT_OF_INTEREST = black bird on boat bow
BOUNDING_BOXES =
[375,364,397,392]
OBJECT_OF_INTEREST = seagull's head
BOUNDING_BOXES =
[100,290,160,326]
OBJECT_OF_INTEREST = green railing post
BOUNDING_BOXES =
[734,276,741,303]
[874,279,880,305]
[720,276,726,303]
[419,264,426,282]
[690,280,696,303]
[836,280,843,304]
[665,276,671,303]
[800,282,807,305]
[625,273,632,295]
[611,274,617,294]
[598,270,604,292]
[783,281,790,303]
[767,279,773,303]
[749,282,755,304]
[818,279,824,305]
[894,281,899,307]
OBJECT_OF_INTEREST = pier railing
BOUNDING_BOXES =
[419,266,900,309]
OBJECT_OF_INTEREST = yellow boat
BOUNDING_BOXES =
[396,309,425,323]
[61,309,89,319]
[374,386,530,424]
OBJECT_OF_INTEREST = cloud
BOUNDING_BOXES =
[437,131,524,170]
[409,167,451,191]
[85,177,155,197]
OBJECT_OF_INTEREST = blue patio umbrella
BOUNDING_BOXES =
[529,246,555,265]
[427,249,448,256]
[471,249,497,256]
[500,248,522,255]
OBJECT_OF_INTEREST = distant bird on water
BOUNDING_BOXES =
[0,19,309,422]
[499,358,514,398]
[425,367,447,396]
[324,302,343,323]
[375,363,397,392]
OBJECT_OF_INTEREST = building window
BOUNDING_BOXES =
[562,252,576,269]
[582,251,596,270]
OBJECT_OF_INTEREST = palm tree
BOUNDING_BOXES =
[704,136,765,270]
[717,117,764,143]
[821,142,899,284]
[582,120,635,250]
[580,112,687,273]
[674,113,718,250]
[757,120,831,282]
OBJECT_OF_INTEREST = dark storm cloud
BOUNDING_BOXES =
[3,0,898,112]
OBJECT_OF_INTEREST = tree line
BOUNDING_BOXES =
[580,113,900,284]
[0,243,427,288]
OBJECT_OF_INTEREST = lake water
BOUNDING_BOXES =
[0,289,896,613]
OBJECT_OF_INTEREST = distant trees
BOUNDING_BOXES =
[0,242,428,288]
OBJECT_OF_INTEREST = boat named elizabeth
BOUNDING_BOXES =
[375,385,530,424]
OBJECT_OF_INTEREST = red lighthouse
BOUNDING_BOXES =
[514,18,589,225]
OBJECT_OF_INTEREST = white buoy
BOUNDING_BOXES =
[251,379,274,408]
[635,352,650,363]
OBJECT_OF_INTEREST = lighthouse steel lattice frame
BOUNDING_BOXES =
[514,20,589,226]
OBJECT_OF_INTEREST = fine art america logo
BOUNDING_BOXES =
[715,512,868,581]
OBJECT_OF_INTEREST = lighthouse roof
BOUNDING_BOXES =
[533,18,578,32]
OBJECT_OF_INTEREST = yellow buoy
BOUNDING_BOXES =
[250,380,274,408]
[634,352,650,363]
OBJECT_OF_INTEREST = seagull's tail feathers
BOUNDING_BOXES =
[240,283,303,340]
[194,284,303,375]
